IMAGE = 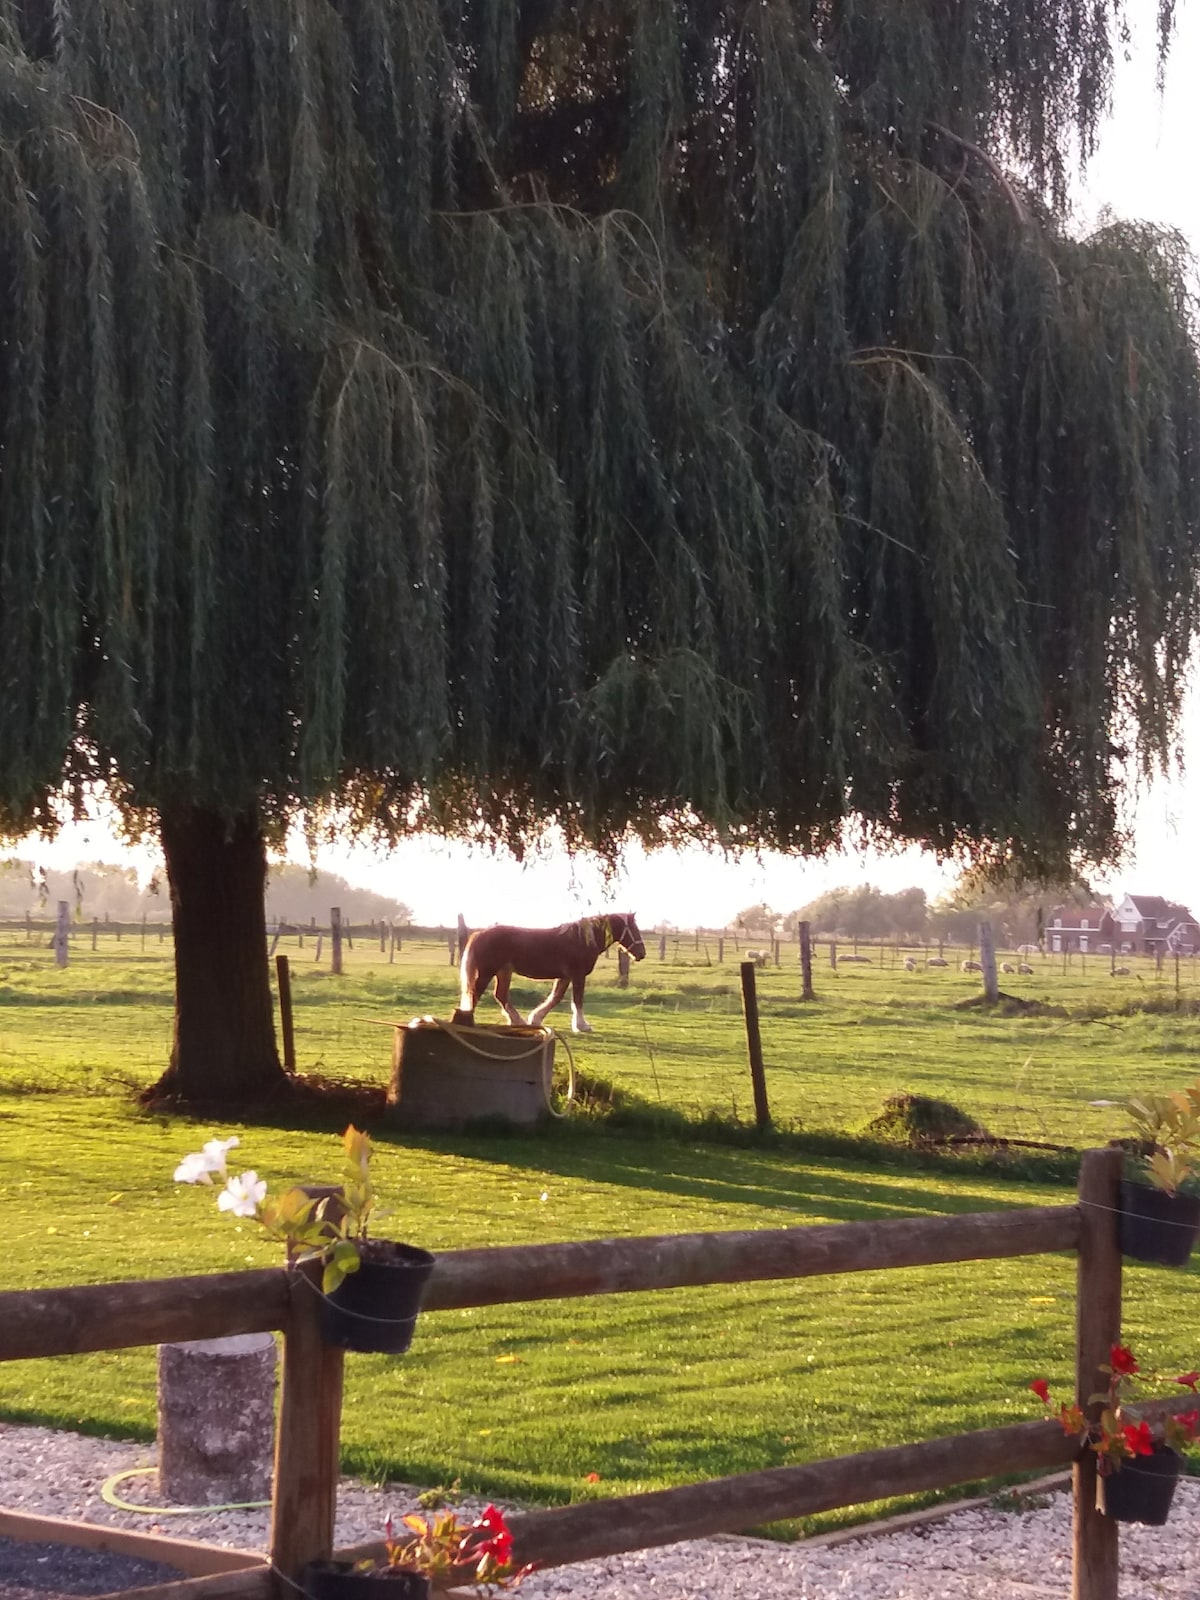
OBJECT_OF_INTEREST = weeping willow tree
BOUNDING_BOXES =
[0,0,1197,1102]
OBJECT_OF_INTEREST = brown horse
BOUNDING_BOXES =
[456,913,646,1033]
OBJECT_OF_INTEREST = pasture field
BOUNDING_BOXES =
[0,925,1198,1533]
[2,923,1199,1143]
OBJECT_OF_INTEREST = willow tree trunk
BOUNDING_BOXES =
[151,805,287,1104]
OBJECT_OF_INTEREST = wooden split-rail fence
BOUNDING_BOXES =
[0,1148,1186,1600]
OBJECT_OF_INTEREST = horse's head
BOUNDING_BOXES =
[613,912,646,961]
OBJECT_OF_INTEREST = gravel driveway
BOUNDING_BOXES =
[2,1422,1198,1598]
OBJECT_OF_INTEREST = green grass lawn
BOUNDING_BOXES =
[1,927,1199,1533]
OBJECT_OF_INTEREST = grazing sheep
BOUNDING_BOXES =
[839,954,872,964]
[926,956,949,967]
[1017,962,1034,975]
[961,959,982,973]
[903,957,917,971]
[1112,965,1131,976]
[1001,961,1015,975]
[744,949,770,969]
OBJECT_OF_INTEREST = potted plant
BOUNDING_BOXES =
[1118,1085,1200,1265]
[302,1504,532,1600]
[174,1126,434,1353]
[1030,1344,1200,1524]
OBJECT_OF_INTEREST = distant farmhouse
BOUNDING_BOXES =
[1044,903,1114,955]
[1045,894,1200,956]
[1108,893,1200,957]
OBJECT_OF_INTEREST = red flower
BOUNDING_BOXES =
[1030,1379,1051,1404]
[1109,1345,1138,1377]
[584,1472,601,1483]
[473,1506,514,1566]
[1121,1421,1154,1457]
[1176,1409,1200,1437]
[1175,1371,1200,1391]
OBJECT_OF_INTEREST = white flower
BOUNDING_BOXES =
[173,1136,240,1185]
[217,1171,268,1218]
[174,1151,214,1184]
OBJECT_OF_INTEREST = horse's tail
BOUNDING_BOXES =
[458,932,479,1013]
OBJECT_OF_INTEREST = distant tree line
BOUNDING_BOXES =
[263,865,411,928]
[0,858,411,927]
[735,870,1097,947]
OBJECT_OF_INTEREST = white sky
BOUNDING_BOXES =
[15,10,1200,927]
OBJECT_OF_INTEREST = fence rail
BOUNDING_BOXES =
[0,1148,1186,1600]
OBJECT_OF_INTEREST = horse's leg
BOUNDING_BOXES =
[569,971,594,1033]
[527,977,568,1028]
[493,965,526,1026]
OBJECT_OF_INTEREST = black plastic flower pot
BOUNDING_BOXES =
[318,1240,435,1354]
[1117,1180,1200,1267]
[301,1562,431,1600]
[1099,1445,1182,1525]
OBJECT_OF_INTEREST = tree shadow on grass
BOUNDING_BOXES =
[396,1130,1080,1224]
[144,1068,1081,1225]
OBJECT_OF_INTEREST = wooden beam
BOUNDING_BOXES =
[337,1422,1077,1573]
[421,1207,1080,1311]
[0,1271,290,1362]
[0,1511,263,1575]
[1072,1147,1123,1600]
[270,1260,345,1584]
[0,1204,1081,1365]
[92,1567,273,1600]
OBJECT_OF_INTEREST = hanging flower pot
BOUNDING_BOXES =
[1100,1445,1183,1525]
[1117,1179,1200,1267]
[318,1239,435,1354]
[301,1562,430,1600]
[174,1126,437,1354]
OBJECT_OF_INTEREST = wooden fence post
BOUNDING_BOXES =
[659,931,667,961]
[380,922,387,954]
[739,962,771,1132]
[270,1261,345,1585]
[1072,1147,1123,1600]
[315,933,323,963]
[829,939,838,970]
[330,907,343,976]
[799,921,814,1001]
[53,901,69,968]
[91,916,98,951]
[268,924,281,958]
[276,955,296,1075]
[979,921,999,1002]
[617,948,630,988]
